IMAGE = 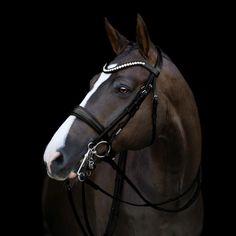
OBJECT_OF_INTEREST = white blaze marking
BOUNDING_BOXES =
[80,64,116,107]
[44,64,115,165]
[43,115,76,164]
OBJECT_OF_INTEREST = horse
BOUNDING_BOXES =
[43,14,203,236]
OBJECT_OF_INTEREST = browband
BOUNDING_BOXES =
[103,60,161,76]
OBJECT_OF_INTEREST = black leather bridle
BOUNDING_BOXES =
[66,46,201,236]
[71,46,162,181]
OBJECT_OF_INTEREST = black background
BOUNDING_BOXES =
[4,4,233,236]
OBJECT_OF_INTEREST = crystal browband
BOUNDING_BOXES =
[103,61,161,76]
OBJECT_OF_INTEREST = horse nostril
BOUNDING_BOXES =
[53,153,64,166]
[47,152,70,180]
[50,152,65,174]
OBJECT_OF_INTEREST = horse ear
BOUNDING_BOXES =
[136,14,154,59]
[105,18,129,55]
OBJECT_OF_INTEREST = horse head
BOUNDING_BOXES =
[44,15,162,181]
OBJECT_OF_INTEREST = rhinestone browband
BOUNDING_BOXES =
[103,61,146,73]
[103,61,160,76]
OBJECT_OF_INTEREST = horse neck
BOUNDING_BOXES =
[127,57,201,198]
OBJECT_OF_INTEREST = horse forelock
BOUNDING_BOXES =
[108,43,144,65]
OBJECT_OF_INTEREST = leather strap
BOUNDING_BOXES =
[72,106,105,134]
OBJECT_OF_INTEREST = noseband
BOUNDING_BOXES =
[71,46,163,181]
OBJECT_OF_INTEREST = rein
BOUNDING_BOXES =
[66,46,201,236]
[86,158,201,212]
[66,156,201,236]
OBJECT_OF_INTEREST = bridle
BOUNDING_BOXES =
[66,46,201,236]
[71,46,162,181]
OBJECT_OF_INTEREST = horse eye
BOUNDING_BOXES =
[119,86,130,94]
